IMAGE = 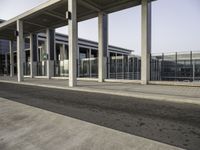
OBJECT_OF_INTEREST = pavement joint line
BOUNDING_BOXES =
[0,79,200,105]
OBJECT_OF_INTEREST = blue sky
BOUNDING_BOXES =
[0,0,200,54]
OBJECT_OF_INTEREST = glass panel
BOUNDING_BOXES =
[54,60,69,77]
[91,58,98,78]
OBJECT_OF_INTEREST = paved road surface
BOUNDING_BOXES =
[0,82,200,150]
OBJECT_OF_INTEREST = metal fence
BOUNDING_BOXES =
[108,55,141,80]
[151,51,200,82]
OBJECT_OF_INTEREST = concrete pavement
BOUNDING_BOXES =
[0,82,200,149]
[0,97,183,150]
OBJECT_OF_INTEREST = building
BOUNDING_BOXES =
[0,32,142,80]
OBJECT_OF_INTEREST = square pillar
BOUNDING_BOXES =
[68,0,78,87]
[98,12,108,82]
[17,20,24,82]
[141,0,152,85]
[9,41,14,77]
[30,33,38,78]
[46,28,55,79]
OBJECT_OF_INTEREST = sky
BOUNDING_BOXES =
[0,0,200,55]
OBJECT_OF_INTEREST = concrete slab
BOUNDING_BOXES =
[0,97,183,150]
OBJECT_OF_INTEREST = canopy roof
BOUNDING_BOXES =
[0,0,155,40]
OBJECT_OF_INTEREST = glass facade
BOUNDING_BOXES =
[1,37,200,82]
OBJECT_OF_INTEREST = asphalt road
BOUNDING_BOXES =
[0,82,200,150]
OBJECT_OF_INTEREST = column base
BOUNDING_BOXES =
[141,80,149,85]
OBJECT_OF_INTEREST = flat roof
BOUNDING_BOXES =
[0,0,155,40]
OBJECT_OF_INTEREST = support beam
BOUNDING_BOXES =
[46,28,55,79]
[17,20,24,82]
[98,12,108,82]
[141,0,151,85]
[68,0,78,87]
[30,33,38,78]
[9,41,14,77]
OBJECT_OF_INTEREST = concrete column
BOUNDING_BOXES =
[46,28,55,79]
[98,12,108,82]
[68,0,78,87]
[141,0,151,84]
[30,33,38,78]
[9,41,14,77]
[17,20,24,82]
